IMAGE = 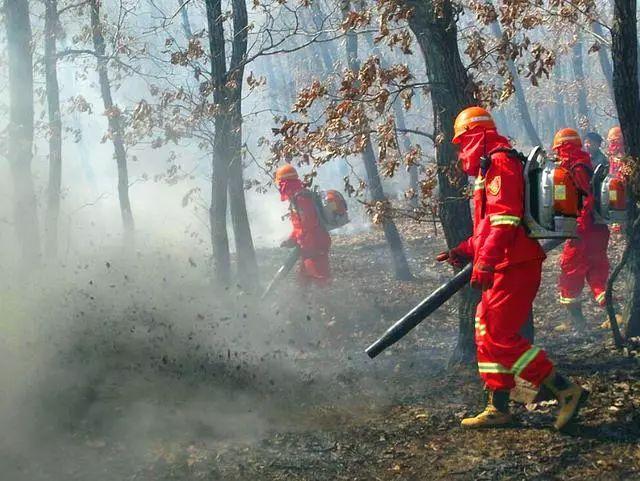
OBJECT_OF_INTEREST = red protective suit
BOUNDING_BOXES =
[607,138,625,177]
[556,144,610,307]
[280,179,332,287]
[456,129,553,391]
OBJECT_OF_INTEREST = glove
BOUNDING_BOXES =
[470,263,495,291]
[280,238,297,248]
[436,248,469,268]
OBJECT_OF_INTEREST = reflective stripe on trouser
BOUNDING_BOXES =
[475,260,554,391]
[558,227,610,307]
[559,295,581,305]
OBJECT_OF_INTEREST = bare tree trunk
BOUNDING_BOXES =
[554,61,568,133]
[44,0,62,258]
[206,0,232,284]
[205,0,258,286]
[363,142,413,280]
[309,0,336,74]
[261,54,284,112]
[393,102,419,206]
[343,0,412,281]
[228,0,259,288]
[592,20,614,100]
[90,0,135,246]
[611,0,640,337]
[178,0,193,38]
[571,39,590,130]
[489,18,542,147]
[5,0,41,267]
[407,0,479,365]
[364,33,420,206]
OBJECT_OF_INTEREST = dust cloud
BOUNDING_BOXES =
[0,229,397,480]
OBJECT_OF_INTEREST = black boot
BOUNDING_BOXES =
[566,304,587,331]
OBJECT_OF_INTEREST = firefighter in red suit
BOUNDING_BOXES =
[606,127,625,236]
[437,107,587,430]
[276,164,332,287]
[607,126,624,177]
[553,128,610,328]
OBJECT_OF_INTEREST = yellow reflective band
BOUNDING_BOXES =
[511,347,541,376]
[490,214,521,226]
[478,362,511,374]
[596,292,606,304]
[610,190,618,201]
[469,115,492,123]
[559,295,581,305]
[474,178,485,191]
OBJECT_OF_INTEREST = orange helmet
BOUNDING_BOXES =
[607,126,622,142]
[452,106,496,143]
[275,164,299,184]
[552,128,582,150]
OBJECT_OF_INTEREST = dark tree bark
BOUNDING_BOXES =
[592,20,614,100]
[44,0,62,258]
[489,18,542,147]
[406,0,480,364]
[90,0,135,246]
[227,0,259,288]
[206,0,232,284]
[5,0,41,267]
[342,0,412,281]
[571,39,590,130]
[611,0,640,337]
[205,0,259,287]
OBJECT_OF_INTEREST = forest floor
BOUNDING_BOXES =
[1,221,640,481]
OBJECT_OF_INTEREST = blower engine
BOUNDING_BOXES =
[592,163,627,224]
[523,146,580,239]
[312,189,350,231]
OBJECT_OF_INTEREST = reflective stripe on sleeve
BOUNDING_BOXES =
[595,292,606,305]
[489,214,521,226]
[474,178,485,191]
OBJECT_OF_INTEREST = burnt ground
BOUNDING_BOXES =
[1,222,639,481]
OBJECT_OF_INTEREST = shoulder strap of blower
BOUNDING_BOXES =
[290,189,330,233]
[480,147,527,177]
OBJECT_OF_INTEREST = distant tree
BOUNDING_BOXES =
[5,0,41,267]
[571,38,590,130]
[204,0,259,287]
[341,0,412,281]
[90,0,135,246]
[44,0,63,257]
